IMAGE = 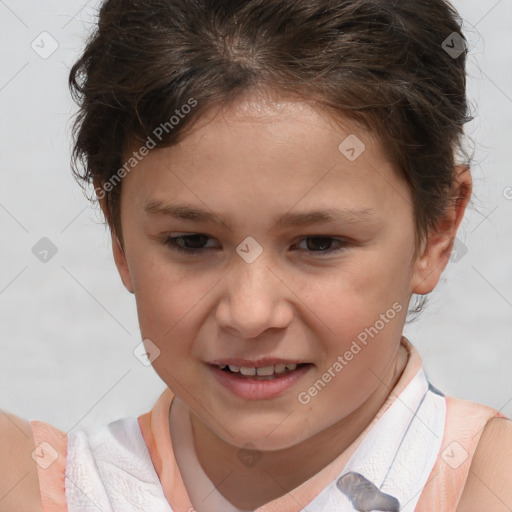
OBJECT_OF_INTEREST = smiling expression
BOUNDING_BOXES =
[107,89,445,451]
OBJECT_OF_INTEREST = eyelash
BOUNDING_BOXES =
[163,234,349,257]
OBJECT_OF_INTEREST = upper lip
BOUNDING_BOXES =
[208,358,308,368]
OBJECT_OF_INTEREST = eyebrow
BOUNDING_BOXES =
[144,200,379,228]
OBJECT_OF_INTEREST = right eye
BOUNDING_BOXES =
[163,234,217,255]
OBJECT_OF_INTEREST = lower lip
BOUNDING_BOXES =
[209,364,312,400]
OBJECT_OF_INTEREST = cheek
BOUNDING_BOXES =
[300,254,408,366]
[128,254,209,342]
[134,266,205,383]
[346,236,413,307]
[298,260,398,330]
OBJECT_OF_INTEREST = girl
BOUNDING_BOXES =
[1,0,511,511]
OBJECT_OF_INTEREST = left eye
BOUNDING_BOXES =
[163,234,349,256]
[295,236,348,254]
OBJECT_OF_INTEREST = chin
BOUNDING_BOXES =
[218,419,315,452]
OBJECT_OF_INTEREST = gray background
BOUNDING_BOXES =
[0,0,511,433]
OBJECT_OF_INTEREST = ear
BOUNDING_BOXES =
[411,165,472,295]
[94,182,135,294]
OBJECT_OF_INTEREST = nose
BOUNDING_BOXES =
[215,255,294,340]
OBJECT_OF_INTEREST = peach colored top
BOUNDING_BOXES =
[30,336,507,512]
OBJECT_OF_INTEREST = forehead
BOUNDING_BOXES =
[180,90,365,146]
[120,92,412,221]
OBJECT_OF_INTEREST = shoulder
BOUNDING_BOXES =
[457,416,512,512]
[0,411,42,512]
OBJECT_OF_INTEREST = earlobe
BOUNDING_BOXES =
[411,165,472,296]
[410,236,447,296]
[112,234,135,294]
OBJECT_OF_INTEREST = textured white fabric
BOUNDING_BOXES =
[66,417,173,512]
[296,368,446,512]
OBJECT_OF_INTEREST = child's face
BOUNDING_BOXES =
[112,91,434,450]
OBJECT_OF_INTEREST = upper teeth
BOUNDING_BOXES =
[220,363,298,375]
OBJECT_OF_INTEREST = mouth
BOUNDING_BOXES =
[213,362,312,380]
[207,357,314,399]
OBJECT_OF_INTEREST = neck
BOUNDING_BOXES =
[189,341,409,510]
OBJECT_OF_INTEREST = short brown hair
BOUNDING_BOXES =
[69,0,474,319]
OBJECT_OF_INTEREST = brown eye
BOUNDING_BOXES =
[164,234,215,254]
[295,237,349,256]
